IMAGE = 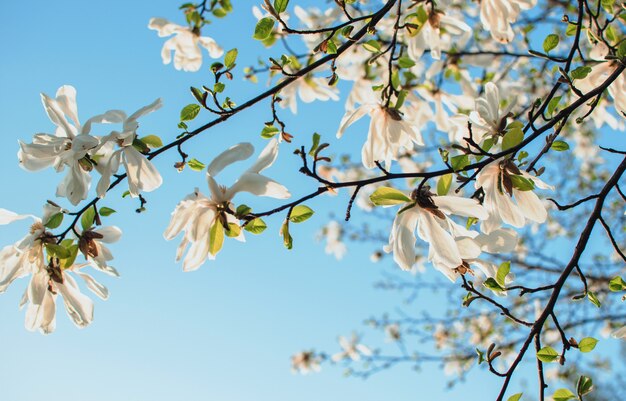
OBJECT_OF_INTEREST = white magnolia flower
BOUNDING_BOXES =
[291,351,322,374]
[278,75,339,114]
[611,325,626,339]
[317,220,347,260]
[164,139,290,271]
[468,82,516,144]
[18,85,106,205]
[480,0,536,43]
[0,208,111,334]
[148,18,224,72]
[384,187,488,276]
[476,160,552,234]
[406,10,471,60]
[337,103,424,169]
[331,333,372,362]
[77,225,122,277]
[96,99,163,198]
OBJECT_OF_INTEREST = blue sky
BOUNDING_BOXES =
[0,1,622,401]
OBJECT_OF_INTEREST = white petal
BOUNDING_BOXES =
[514,189,547,223]
[76,272,109,300]
[246,138,279,174]
[226,173,291,199]
[207,143,254,177]
[434,196,489,219]
[123,147,163,196]
[0,209,33,225]
[56,274,94,328]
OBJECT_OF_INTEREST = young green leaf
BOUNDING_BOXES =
[510,175,535,191]
[543,34,560,53]
[370,187,411,206]
[451,155,470,172]
[254,17,275,40]
[209,221,225,256]
[536,346,559,363]
[496,261,510,288]
[281,220,293,250]
[289,205,314,223]
[502,128,524,150]
[551,140,570,151]
[587,291,601,308]
[609,276,626,291]
[578,337,598,353]
[180,104,201,121]
[44,212,64,229]
[507,393,523,401]
[187,158,206,171]
[570,66,592,80]
[552,388,576,401]
[225,223,241,238]
[309,133,321,156]
[274,0,289,13]
[244,218,267,234]
[576,375,593,397]
[99,207,116,217]
[437,173,452,196]
[224,48,238,68]
[81,208,96,231]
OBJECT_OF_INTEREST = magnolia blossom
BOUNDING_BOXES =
[278,75,339,114]
[337,103,424,169]
[480,0,536,43]
[611,326,626,339]
[291,351,322,374]
[0,207,113,334]
[468,82,516,144]
[148,18,223,72]
[164,139,290,271]
[406,9,471,60]
[384,187,488,276]
[18,85,104,205]
[317,220,347,260]
[476,160,552,234]
[331,334,372,362]
[96,99,163,198]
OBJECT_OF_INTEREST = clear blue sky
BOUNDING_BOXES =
[0,1,619,401]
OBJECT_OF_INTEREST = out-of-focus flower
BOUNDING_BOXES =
[479,0,536,43]
[317,220,347,260]
[164,139,290,271]
[331,334,372,362]
[291,351,322,374]
[148,18,224,72]
[278,75,339,114]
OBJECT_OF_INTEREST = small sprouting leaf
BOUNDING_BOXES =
[496,261,510,288]
[209,221,224,256]
[363,40,381,53]
[451,155,470,172]
[543,34,560,53]
[536,346,559,363]
[587,291,601,308]
[289,205,314,223]
[507,393,523,401]
[61,244,79,269]
[140,135,163,149]
[81,208,96,231]
[274,0,289,13]
[398,57,416,68]
[224,48,238,68]
[437,173,452,196]
[180,104,201,121]
[44,212,64,229]
[309,133,321,156]
[552,388,576,401]
[370,187,411,206]
[244,218,267,234]
[551,140,570,151]
[187,158,206,171]
[577,375,593,397]
[609,276,626,291]
[484,277,505,293]
[547,95,562,117]
[475,348,485,365]
[578,337,598,353]
[236,204,252,218]
[254,17,275,40]
[326,39,338,55]
[214,82,225,93]
[225,223,241,238]
[99,207,116,217]
[570,66,592,80]
[502,128,524,150]
[280,220,293,250]
[510,175,535,191]
[45,243,71,259]
[261,125,280,139]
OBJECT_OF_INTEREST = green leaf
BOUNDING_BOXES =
[140,135,163,149]
[214,82,225,93]
[536,346,559,363]
[510,175,535,191]
[484,277,505,293]
[261,124,280,139]
[326,39,338,55]
[437,173,452,196]
[451,155,470,172]
[618,41,626,58]
[543,34,560,53]
[578,337,598,353]
[224,48,238,68]
[577,375,593,397]
[398,57,416,68]
[289,205,314,223]
[44,212,64,229]
[281,220,293,250]
[551,140,570,151]
[609,276,626,291]
[570,66,592,80]
[81,208,96,231]
[552,388,576,401]
[547,95,562,117]
[254,17,275,40]
[187,158,206,171]
[61,244,79,269]
[212,7,228,18]
[476,348,485,365]
[225,223,241,238]
[588,291,602,308]
[244,218,267,234]
[180,104,201,121]
[502,128,524,151]
[507,393,523,401]
[363,40,381,53]
[309,133,321,156]
[496,261,511,288]
[236,204,252,217]
[99,207,116,217]
[395,90,408,109]
[209,221,225,256]
[274,0,289,13]
[565,23,578,36]
[370,187,411,206]
[45,243,71,259]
